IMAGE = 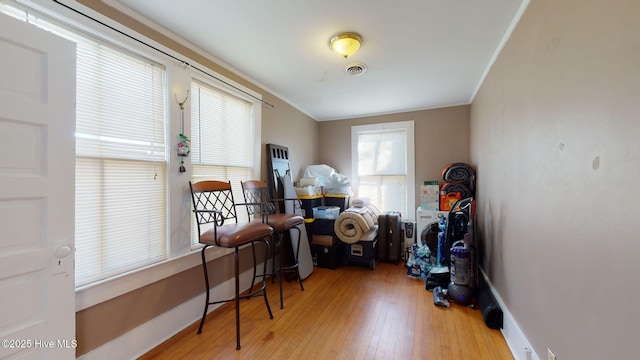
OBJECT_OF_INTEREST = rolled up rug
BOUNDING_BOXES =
[334,205,379,244]
[442,162,475,184]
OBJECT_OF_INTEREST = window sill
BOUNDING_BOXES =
[75,246,233,311]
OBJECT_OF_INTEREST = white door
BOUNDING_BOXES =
[0,12,76,359]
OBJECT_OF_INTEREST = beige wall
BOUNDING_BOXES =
[75,0,318,356]
[75,249,261,355]
[68,0,640,358]
[260,97,319,181]
[318,105,471,216]
[471,0,640,359]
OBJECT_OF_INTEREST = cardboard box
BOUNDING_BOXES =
[312,234,337,246]
[420,181,440,211]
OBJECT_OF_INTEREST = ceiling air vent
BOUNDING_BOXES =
[345,62,367,76]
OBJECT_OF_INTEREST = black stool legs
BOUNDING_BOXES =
[197,240,273,350]
[277,226,305,309]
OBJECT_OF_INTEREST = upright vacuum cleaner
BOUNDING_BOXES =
[426,197,476,307]
[425,215,451,289]
[445,197,476,305]
[426,213,453,307]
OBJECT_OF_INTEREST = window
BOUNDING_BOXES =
[75,38,167,287]
[1,2,263,297]
[351,121,415,217]
[189,80,258,245]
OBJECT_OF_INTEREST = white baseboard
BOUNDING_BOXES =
[77,263,268,360]
[480,270,539,360]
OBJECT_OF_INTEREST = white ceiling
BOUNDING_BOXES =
[111,0,526,121]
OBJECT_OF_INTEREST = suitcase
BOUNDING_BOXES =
[377,211,403,263]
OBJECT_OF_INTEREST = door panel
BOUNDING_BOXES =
[0,12,76,359]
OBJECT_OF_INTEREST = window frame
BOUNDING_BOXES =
[73,36,169,288]
[0,0,264,310]
[351,121,416,218]
[187,75,263,247]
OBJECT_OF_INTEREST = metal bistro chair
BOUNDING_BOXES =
[189,180,274,350]
[241,180,305,309]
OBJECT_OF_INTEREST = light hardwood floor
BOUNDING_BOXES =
[139,261,513,359]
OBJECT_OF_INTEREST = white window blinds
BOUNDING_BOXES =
[357,130,407,176]
[75,39,167,287]
[190,80,253,169]
[190,80,255,245]
[352,121,415,217]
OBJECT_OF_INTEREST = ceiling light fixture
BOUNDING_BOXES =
[329,32,362,59]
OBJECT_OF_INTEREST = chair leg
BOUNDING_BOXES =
[271,234,278,283]
[278,226,304,309]
[261,239,274,319]
[197,245,211,334]
[234,247,241,350]
[292,226,305,292]
[248,242,257,295]
[200,241,272,348]
[277,231,285,309]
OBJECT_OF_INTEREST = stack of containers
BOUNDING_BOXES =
[297,194,322,242]
[439,163,476,212]
[306,193,350,270]
[296,168,351,269]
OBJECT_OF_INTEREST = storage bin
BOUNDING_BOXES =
[312,206,340,219]
[295,185,321,197]
[323,194,350,212]
[304,218,315,242]
[343,238,378,269]
[298,195,322,219]
[310,243,342,269]
[312,218,335,236]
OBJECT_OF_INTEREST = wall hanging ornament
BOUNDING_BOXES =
[176,90,190,173]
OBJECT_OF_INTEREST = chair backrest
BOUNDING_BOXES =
[240,180,274,220]
[189,181,239,235]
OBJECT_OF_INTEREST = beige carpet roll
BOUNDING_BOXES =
[334,205,379,244]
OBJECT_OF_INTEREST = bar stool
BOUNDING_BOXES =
[189,180,274,350]
[241,180,305,309]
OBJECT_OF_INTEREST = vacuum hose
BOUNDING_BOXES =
[477,277,503,329]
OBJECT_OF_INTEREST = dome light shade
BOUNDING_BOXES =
[329,32,362,58]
